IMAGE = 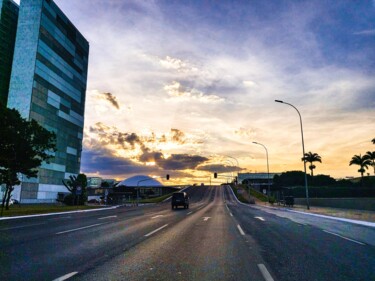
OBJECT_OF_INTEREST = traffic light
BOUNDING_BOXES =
[166,174,170,180]
[214,172,217,178]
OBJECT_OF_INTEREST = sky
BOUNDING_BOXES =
[17,0,375,184]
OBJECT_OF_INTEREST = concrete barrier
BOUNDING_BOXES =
[294,197,375,211]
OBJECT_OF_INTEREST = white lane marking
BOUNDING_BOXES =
[1,222,46,231]
[48,216,72,220]
[323,230,365,245]
[257,264,274,281]
[187,211,193,215]
[0,206,120,221]
[52,271,78,281]
[203,217,211,221]
[237,224,245,236]
[255,216,265,221]
[151,215,164,219]
[225,204,230,212]
[98,215,117,220]
[144,224,168,237]
[229,213,233,217]
[56,223,106,235]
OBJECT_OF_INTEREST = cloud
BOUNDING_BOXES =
[170,128,186,144]
[81,148,158,177]
[99,92,120,109]
[197,164,243,173]
[164,81,225,103]
[353,29,375,36]
[156,154,209,170]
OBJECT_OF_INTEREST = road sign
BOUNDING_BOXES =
[76,186,82,195]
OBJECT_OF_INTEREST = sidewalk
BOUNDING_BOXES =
[256,201,375,223]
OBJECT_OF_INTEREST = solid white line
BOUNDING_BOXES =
[323,230,365,245]
[144,224,168,237]
[1,222,46,231]
[257,264,274,281]
[56,223,105,235]
[187,211,193,215]
[52,271,78,281]
[237,224,245,236]
[229,213,233,217]
[98,215,117,220]
[48,216,72,220]
[255,216,265,221]
[0,206,120,221]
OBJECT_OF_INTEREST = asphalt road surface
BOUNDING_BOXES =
[0,185,374,281]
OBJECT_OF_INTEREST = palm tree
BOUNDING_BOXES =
[364,151,375,175]
[349,154,371,183]
[302,152,322,177]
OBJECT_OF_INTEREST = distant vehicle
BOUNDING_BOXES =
[171,192,189,209]
[87,199,99,204]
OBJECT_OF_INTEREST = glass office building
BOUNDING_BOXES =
[8,0,89,203]
[0,0,18,105]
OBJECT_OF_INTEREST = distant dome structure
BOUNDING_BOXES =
[117,175,163,187]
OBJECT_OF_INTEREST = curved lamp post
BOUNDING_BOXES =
[252,142,270,201]
[275,100,309,209]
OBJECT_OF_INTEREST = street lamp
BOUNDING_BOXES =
[252,142,271,202]
[275,100,309,209]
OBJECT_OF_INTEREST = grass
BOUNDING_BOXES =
[139,192,174,203]
[229,184,250,203]
[0,204,103,217]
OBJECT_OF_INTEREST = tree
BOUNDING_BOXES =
[301,152,322,177]
[372,138,375,144]
[349,154,371,184]
[364,151,375,175]
[0,106,56,211]
[62,174,88,205]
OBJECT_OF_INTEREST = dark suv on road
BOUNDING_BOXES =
[171,192,189,209]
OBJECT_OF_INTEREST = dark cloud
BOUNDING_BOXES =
[156,154,209,170]
[197,164,243,173]
[102,92,120,109]
[81,148,159,176]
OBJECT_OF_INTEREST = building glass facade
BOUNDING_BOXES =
[7,0,89,202]
[0,0,18,105]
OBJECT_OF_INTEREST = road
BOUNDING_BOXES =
[0,185,374,281]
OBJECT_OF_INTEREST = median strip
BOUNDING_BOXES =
[237,224,245,236]
[257,264,274,281]
[144,224,168,237]
[323,230,365,245]
[56,223,106,235]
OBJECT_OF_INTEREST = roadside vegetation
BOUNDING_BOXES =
[0,105,56,214]
[139,192,175,203]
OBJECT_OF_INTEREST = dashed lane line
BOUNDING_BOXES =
[257,264,275,281]
[52,271,78,281]
[56,223,106,235]
[187,211,193,215]
[237,224,245,236]
[151,215,164,219]
[255,216,265,221]
[323,230,365,245]
[98,215,117,220]
[144,224,168,237]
